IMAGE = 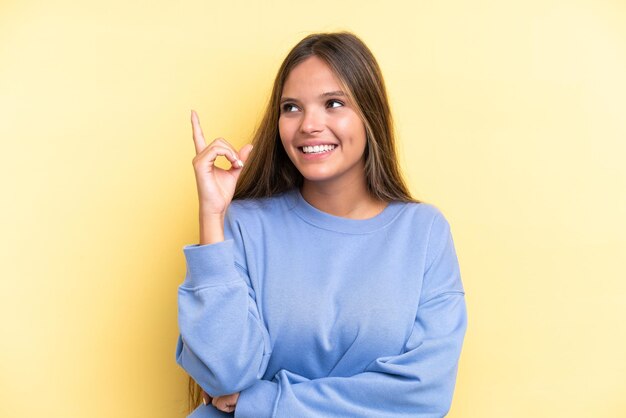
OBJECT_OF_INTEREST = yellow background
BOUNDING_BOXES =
[1,0,625,416]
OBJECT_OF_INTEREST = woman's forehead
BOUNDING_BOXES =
[282,56,345,97]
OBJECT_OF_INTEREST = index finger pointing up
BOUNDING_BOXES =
[191,110,207,155]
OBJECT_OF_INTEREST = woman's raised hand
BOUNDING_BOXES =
[190,110,253,217]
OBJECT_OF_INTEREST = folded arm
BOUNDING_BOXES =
[235,291,466,418]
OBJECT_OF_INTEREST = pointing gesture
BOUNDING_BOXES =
[190,110,253,218]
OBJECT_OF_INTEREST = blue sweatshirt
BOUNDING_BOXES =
[176,188,467,418]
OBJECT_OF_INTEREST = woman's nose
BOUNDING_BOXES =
[299,108,324,134]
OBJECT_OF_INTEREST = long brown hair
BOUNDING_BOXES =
[187,31,417,413]
[233,31,416,203]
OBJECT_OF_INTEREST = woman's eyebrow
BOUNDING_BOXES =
[280,91,346,104]
[320,90,346,98]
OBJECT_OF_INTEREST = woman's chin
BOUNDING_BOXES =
[299,170,338,184]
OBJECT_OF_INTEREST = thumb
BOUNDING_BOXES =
[239,144,254,164]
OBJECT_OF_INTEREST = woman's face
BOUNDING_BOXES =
[278,56,367,187]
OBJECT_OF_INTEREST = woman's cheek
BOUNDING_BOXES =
[278,118,295,142]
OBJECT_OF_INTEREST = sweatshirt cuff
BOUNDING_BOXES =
[235,380,278,418]
[181,240,240,288]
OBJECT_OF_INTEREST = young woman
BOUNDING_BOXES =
[176,31,467,417]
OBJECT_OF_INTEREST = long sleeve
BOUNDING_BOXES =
[175,210,272,396]
[234,212,467,418]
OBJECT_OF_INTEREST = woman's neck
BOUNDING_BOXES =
[300,178,387,220]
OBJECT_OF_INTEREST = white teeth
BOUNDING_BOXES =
[302,144,336,154]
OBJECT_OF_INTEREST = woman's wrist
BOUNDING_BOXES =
[198,212,225,245]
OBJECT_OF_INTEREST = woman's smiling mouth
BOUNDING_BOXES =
[299,144,337,154]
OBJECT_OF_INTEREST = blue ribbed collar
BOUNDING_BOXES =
[286,188,407,234]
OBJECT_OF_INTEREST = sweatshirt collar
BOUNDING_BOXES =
[287,188,406,234]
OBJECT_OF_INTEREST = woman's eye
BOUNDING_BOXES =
[281,103,298,113]
[327,99,344,109]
